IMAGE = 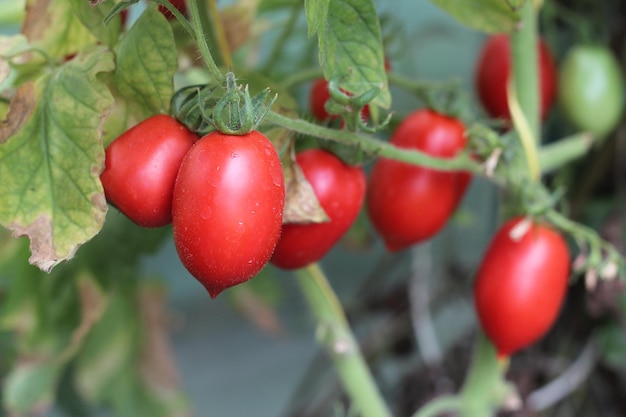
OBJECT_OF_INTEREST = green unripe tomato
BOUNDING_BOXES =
[558,45,625,137]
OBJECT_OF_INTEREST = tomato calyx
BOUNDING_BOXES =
[324,78,392,133]
[172,72,276,136]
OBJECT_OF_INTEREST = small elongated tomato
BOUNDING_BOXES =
[473,217,570,358]
[172,131,285,298]
[271,149,366,270]
[558,45,625,137]
[475,35,557,121]
[366,109,470,251]
[100,114,198,228]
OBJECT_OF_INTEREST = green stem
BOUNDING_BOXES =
[188,0,225,83]
[509,1,542,182]
[539,133,593,174]
[296,264,392,417]
[511,2,540,145]
[265,111,481,172]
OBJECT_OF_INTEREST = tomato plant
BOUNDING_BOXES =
[171,130,285,298]
[475,34,558,121]
[100,114,198,228]
[366,109,471,251]
[558,45,625,137]
[271,148,366,269]
[473,217,570,358]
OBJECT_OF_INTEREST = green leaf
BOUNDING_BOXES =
[317,0,391,108]
[0,46,114,272]
[115,7,178,119]
[68,0,121,48]
[428,0,522,34]
[22,0,99,58]
[305,0,329,37]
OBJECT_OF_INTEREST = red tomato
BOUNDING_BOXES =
[100,114,198,228]
[474,217,570,358]
[172,130,285,297]
[366,109,470,251]
[271,149,366,269]
[475,35,557,121]
[158,0,187,20]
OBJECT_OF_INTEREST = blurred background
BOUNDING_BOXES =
[2,0,626,416]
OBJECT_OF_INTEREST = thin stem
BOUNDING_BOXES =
[539,133,594,173]
[188,0,225,83]
[206,0,233,68]
[296,263,392,417]
[264,111,481,172]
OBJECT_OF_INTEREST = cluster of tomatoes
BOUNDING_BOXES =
[102,31,623,359]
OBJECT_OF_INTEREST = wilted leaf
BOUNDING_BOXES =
[22,0,98,58]
[0,46,114,271]
[282,146,329,224]
[315,0,390,108]
[115,7,178,119]
[428,0,521,34]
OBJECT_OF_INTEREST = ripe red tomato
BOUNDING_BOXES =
[474,217,570,358]
[271,149,366,269]
[366,109,470,251]
[172,130,285,298]
[159,0,187,20]
[100,114,198,228]
[475,35,557,121]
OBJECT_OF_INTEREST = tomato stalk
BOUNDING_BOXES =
[295,263,392,417]
[538,132,593,173]
[264,111,481,173]
[187,0,225,83]
[510,1,542,180]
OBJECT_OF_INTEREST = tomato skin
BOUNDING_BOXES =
[271,149,366,269]
[366,109,470,251]
[558,45,625,137]
[475,35,557,121]
[100,114,198,228]
[474,217,570,358]
[172,131,285,298]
